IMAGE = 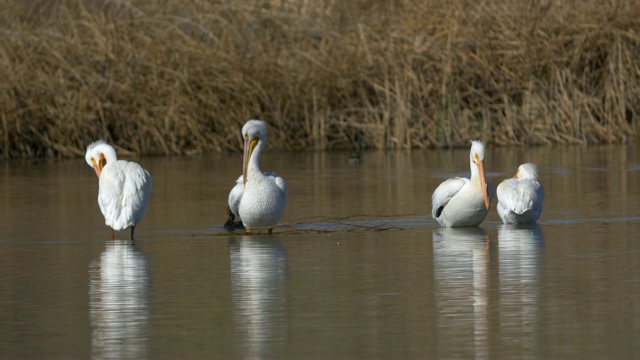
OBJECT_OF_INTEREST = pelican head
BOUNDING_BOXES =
[85,140,117,178]
[469,140,490,210]
[469,140,486,164]
[242,120,268,185]
[515,163,539,180]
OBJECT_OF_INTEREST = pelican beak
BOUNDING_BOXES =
[242,137,259,185]
[91,154,107,178]
[476,155,490,210]
[513,169,519,179]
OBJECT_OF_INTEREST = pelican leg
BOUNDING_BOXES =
[245,226,252,235]
[110,228,115,241]
[131,225,136,241]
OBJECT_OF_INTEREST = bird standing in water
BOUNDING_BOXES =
[496,163,545,224]
[85,141,152,240]
[431,140,494,227]
[226,120,288,234]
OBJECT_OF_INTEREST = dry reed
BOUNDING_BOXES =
[1,0,639,158]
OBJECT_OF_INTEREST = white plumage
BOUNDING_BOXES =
[431,140,494,227]
[85,140,153,240]
[496,163,544,224]
[227,120,288,233]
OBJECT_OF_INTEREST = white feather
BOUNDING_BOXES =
[228,120,287,229]
[431,177,468,219]
[497,163,544,224]
[431,140,494,227]
[86,141,152,232]
[98,161,152,230]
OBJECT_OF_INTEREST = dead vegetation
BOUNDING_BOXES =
[1,0,639,158]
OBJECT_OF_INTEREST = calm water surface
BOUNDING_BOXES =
[1,145,640,359]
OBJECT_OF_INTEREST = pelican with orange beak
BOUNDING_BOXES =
[85,141,152,240]
[226,120,288,233]
[431,140,494,227]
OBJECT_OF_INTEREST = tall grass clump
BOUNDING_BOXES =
[1,0,639,158]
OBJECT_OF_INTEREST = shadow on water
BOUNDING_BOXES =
[228,235,287,359]
[89,241,150,360]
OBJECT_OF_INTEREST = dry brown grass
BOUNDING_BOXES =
[1,0,639,158]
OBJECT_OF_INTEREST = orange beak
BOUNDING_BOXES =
[242,137,259,185]
[91,154,106,178]
[476,155,490,210]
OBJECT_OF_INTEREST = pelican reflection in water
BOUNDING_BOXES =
[89,241,149,360]
[229,235,287,358]
[498,224,544,355]
[432,227,491,358]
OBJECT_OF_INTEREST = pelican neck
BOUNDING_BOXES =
[247,139,264,175]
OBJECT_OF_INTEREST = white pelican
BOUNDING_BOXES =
[226,120,288,233]
[496,163,544,224]
[85,141,153,240]
[431,140,494,227]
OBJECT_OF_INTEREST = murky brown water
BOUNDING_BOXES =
[1,145,640,359]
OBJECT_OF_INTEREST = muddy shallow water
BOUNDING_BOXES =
[1,145,640,359]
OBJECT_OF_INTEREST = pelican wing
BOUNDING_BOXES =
[99,161,152,230]
[228,175,244,217]
[98,167,125,225]
[497,178,544,215]
[265,172,288,199]
[431,177,469,219]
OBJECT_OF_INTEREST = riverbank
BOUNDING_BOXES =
[1,0,639,158]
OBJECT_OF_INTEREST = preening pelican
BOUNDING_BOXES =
[431,140,494,227]
[85,141,153,240]
[497,163,544,224]
[226,120,288,233]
